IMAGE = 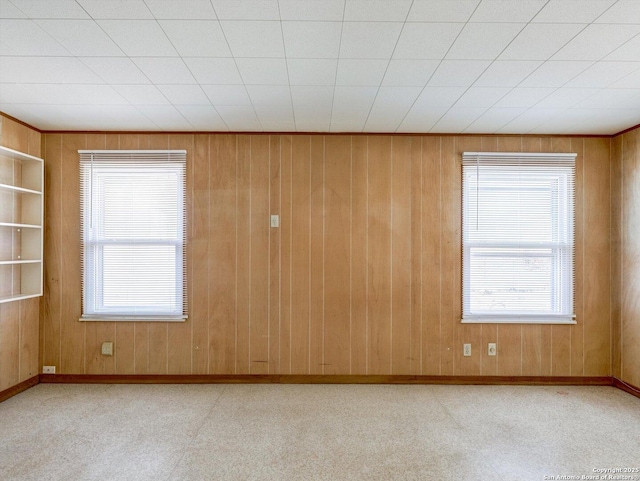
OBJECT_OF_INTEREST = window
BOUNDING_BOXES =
[462,152,576,324]
[79,150,187,321]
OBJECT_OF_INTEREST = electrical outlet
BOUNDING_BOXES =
[488,343,497,356]
[463,343,471,357]
[42,366,56,374]
[101,341,113,356]
[270,215,279,228]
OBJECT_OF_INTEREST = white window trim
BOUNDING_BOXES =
[461,152,576,325]
[79,150,187,322]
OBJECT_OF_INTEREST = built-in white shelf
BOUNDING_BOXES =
[0,145,44,304]
[0,222,42,229]
[0,183,42,195]
[0,260,41,265]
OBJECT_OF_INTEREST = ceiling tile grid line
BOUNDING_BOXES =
[0,0,639,134]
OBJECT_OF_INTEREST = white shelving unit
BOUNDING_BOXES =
[0,145,43,303]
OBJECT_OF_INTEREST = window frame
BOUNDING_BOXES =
[461,152,576,325]
[79,150,187,322]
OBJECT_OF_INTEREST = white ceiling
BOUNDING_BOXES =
[1,0,639,134]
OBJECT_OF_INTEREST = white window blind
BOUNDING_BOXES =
[80,150,187,321]
[462,152,576,324]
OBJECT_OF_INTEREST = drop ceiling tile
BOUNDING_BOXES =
[113,85,169,105]
[282,21,342,58]
[291,86,334,113]
[98,20,177,56]
[0,19,70,55]
[95,106,162,130]
[159,21,231,57]
[79,57,149,84]
[335,59,387,86]
[212,0,279,20]
[24,84,128,105]
[296,118,331,132]
[132,58,196,84]
[566,62,640,88]
[554,109,640,135]
[366,87,422,125]
[372,86,422,109]
[382,59,439,86]
[145,0,217,19]
[407,0,479,22]
[519,61,592,88]
[595,0,640,23]
[0,57,103,83]
[431,108,487,132]
[470,0,547,22]
[398,106,449,132]
[262,121,297,131]
[531,0,616,23]
[428,60,491,87]
[216,105,258,124]
[184,58,243,84]
[576,89,640,109]
[201,85,252,106]
[77,0,153,19]
[473,61,543,87]
[220,21,284,57]
[494,87,555,107]
[156,85,210,105]
[413,87,467,107]
[0,83,31,103]
[446,23,524,60]
[136,105,193,130]
[499,23,585,60]
[339,22,403,59]
[553,24,640,61]
[288,59,338,85]
[497,108,565,133]
[246,85,291,106]
[331,86,377,122]
[0,0,27,18]
[175,105,227,130]
[330,122,365,132]
[534,88,598,108]
[36,19,123,56]
[605,33,640,61]
[363,121,400,133]
[454,87,510,108]
[26,104,100,129]
[344,0,412,21]
[236,58,289,85]
[254,105,294,122]
[610,68,640,88]
[8,0,89,18]
[0,106,44,130]
[279,0,345,21]
[393,23,463,59]
[463,108,527,133]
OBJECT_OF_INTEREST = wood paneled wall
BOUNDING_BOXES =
[40,133,612,377]
[0,114,41,392]
[612,126,640,388]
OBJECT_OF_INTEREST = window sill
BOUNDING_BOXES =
[461,317,576,325]
[79,316,187,322]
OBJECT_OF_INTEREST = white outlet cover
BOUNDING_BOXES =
[42,366,56,374]
[101,342,114,356]
[270,214,279,228]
